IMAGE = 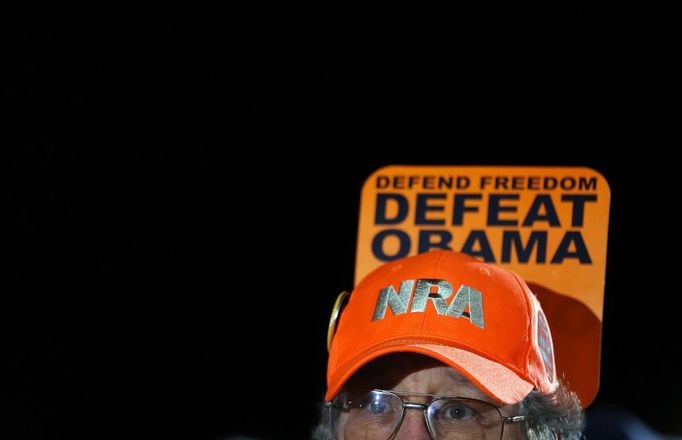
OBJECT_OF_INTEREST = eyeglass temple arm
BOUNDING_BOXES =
[503,415,526,424]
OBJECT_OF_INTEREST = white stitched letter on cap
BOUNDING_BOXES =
[410,279,454,314]
[372,280,415,321]
[445,285,485,328]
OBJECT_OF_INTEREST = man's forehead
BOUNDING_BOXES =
[441,366,473,384]
[349,354,484,393]
[355,353,443,373]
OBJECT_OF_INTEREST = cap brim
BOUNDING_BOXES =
[327,341,534,404]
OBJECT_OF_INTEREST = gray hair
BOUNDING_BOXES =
[311,382,584,440]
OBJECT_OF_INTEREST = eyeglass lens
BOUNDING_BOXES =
[330,390,504,439]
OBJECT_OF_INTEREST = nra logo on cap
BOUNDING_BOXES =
[371,278,485,329]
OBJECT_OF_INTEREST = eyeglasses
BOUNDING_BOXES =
[326,389,525,439]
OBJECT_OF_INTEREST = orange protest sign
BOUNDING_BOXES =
[355,166,610,407]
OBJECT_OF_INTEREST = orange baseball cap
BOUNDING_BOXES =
[326,250,559,404]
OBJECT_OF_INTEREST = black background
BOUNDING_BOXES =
[6,3,681,439]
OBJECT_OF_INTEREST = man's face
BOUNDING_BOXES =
[336,353,524,440]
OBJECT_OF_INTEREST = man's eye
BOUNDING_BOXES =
[369,399,387,414]
[443,403,476,420]
[359,394,390,415]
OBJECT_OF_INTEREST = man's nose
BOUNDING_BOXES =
[394,410,431,439]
